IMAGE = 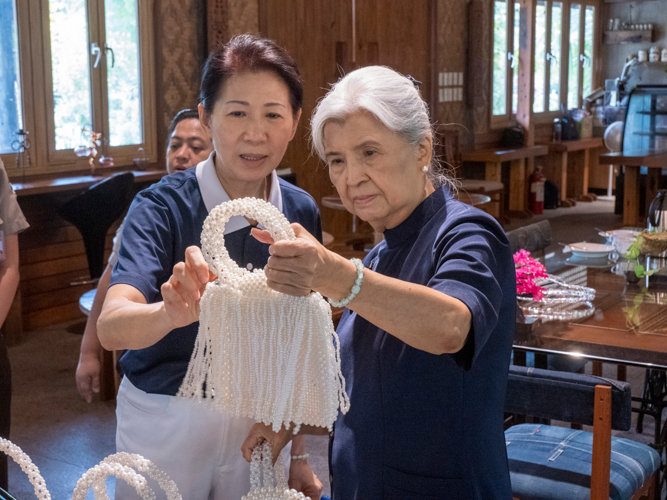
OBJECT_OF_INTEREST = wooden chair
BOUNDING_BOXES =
[505,365,660,500]
[505,220,552,258]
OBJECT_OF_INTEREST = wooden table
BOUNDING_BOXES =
[11,169,164,196]
[546,138,605,204]
[600,150,667,226]
[461,145,548,216]
[515,256,667,485]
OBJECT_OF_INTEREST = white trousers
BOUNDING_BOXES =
[115,377,291,500]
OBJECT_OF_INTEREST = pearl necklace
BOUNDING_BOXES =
[242,442,307,500]
[0,437,181,499]
[177,197,350,433]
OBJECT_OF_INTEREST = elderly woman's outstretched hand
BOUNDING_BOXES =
[252,223,335,297]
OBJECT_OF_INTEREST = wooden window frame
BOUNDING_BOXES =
[491,0,601,129]
[2,0,156,178]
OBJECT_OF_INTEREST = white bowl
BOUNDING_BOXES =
[567,242,615,259]
[612,236,637,256]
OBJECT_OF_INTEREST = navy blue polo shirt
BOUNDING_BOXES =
[110,160,322,396]
[331,186,515,499]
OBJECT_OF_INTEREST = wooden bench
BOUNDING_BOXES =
[546,137,605,205]
[461,145,548,217]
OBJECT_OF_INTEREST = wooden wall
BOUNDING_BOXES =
[256,0,432,238]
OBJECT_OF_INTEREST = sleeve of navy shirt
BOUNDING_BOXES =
[429,215,514,369]
[110,191,174,303]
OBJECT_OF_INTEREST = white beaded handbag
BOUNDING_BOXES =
[178,197,350,433]
[0,438,182,499]
[242,442,307,500]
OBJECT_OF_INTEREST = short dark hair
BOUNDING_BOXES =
[200,34,302,116]
[167,109,200,141]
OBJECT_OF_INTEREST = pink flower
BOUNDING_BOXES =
[514,249,547,300]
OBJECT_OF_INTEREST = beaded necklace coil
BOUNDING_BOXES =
[177,197,350,433]
[0,438,181,499]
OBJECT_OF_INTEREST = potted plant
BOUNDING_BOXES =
[623,233,657,283]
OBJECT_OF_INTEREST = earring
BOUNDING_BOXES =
[422,165,429,172]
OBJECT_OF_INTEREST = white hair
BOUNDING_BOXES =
[310,65,453,189]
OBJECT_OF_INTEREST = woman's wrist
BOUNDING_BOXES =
[327,258,364,308]
[319,254,360,300]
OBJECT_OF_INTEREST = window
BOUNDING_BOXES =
[491,0,597,126]
[492,0,520,125]
[533,1,563,113]
[0,0,156,174]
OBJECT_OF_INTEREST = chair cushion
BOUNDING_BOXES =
[506,424,660,500]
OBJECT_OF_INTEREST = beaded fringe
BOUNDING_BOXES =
[177,197,350,433]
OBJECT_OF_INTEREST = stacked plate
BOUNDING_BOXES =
[564,242,615,267]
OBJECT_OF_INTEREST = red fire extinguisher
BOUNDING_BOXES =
[529,166,546,215]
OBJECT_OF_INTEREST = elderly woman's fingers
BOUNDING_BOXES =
[251,227,275,245]
[241,423,295,464]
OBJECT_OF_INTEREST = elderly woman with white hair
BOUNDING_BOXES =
[242,66,515,499]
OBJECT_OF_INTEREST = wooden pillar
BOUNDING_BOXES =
[516,0,535,147]
[515,0,535,212]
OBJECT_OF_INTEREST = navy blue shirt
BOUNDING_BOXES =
[110,167,322,396]
[331,186,515,499]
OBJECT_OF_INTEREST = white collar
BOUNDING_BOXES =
[195,152,283,234]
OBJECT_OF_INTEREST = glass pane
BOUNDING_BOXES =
[549,2,562,111]
[583,6,595,100]
[533,1,547,113]
[0,0,23,155]
[50,0,92,150]
[512,1,520,114]
[568,4,581,109]
[493,0,508,116]
[106,0,142,146]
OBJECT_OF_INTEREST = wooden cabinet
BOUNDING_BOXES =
[258,0,433,238]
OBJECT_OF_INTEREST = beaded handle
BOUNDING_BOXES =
[248,442,288,490]
[0,438,51,500]
[200,197,295,282]
[72,452,182,500]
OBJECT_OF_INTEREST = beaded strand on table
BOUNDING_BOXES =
[518,275,597,322]
[0,437,51,500]
[178,198,350,433]
[242,442,307,500]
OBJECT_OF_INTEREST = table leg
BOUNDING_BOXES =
[623,166,641,227]
[560,152,569,202]
[579,148,596,202]
[485,161,503,219]
[485,161,502,183]
[509,158,529,217]
[646,168,660,220]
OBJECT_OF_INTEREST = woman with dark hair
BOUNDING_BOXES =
[98,35,322,499]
